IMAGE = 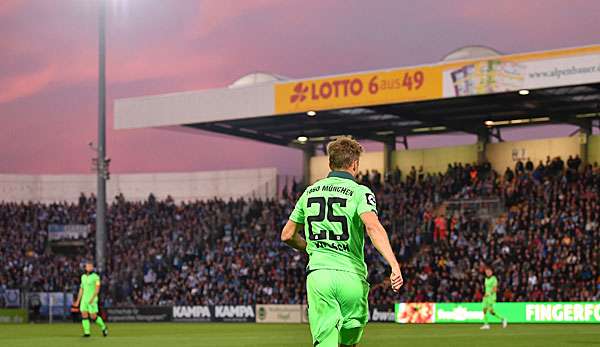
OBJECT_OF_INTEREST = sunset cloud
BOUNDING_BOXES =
[184,0,283,40]
[0,0,23,17]
[0,65,55,103]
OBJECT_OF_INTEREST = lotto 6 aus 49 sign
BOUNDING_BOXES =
[275,67,442,114]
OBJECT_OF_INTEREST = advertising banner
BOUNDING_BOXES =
[369,304,396,323]
[395,302,600,324]
[301,304,309,323]
[275,45,600,114]
[442,54,600,97]
[172,305,255,323]
[395,303,436,323]
[434,303,485,323]
[0,309,28,323]
[48,224,90,241]
[296,304,396,324]
[106,307,171,322]
[29,292,74,318]
[213,305,255,322]
[173,306,213,322]
[275,66,442,114]
[256,305,303,323]
[1,289,20,307]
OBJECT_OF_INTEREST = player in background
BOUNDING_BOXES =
[73,260,108,337]
[480,266,507,330]
[281,137,403,347]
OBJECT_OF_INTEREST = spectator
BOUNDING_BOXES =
[505,167,514,183]
[525,158,534,172]
[434,213,448,242]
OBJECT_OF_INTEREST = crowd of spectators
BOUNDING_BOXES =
[1,157,598,308]
[394,156,599,304]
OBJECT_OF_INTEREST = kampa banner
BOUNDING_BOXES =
[213,305,255,322]
[172,306,212,322]
[172,305,255,323]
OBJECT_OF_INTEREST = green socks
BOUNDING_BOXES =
[82,318,91,335]
[483,311,504,324]
[82,316,106,335]
[492,312,504,321]
[95,316,106,330]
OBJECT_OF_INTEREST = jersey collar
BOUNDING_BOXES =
[327,171,355,181]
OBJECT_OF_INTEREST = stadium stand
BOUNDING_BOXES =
[1,160,599,308]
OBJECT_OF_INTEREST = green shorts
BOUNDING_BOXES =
[80,298,99,314]
[482,296,496,310]
[306,269,370,347]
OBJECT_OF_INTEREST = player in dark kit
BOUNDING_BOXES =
[73,260,108,337]
[281,137,403,347]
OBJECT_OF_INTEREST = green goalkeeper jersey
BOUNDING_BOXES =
[484,275,498,300]
[81,272,100,300]
[289,171,378,279]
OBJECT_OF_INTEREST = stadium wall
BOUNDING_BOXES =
[486,136,582,171]
[393,144,478,175]
[588,135,600,165]
[0,168,277,203]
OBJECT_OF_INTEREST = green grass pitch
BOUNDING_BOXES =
[1,323,599,347]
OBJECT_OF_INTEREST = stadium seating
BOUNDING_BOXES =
[1,158,598,308]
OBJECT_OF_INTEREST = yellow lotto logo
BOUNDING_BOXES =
[274,66,442,115]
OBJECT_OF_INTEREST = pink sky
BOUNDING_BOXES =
[1,0,599,176]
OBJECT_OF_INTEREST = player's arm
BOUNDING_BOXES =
[281,189,308,252]
[281,220,307,252]
[88,278,101,304]
[357,188,403,292]
[361,211,403,292]
[74,287,83,306]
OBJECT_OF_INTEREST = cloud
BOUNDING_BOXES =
[0,0,254,104]
[0,0,23,17]
[0,65,55,103]
[184,0,284,40]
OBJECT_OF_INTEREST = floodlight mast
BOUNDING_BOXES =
[96,0,107,274]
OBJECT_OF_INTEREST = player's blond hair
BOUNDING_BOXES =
[327,137,363,170]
